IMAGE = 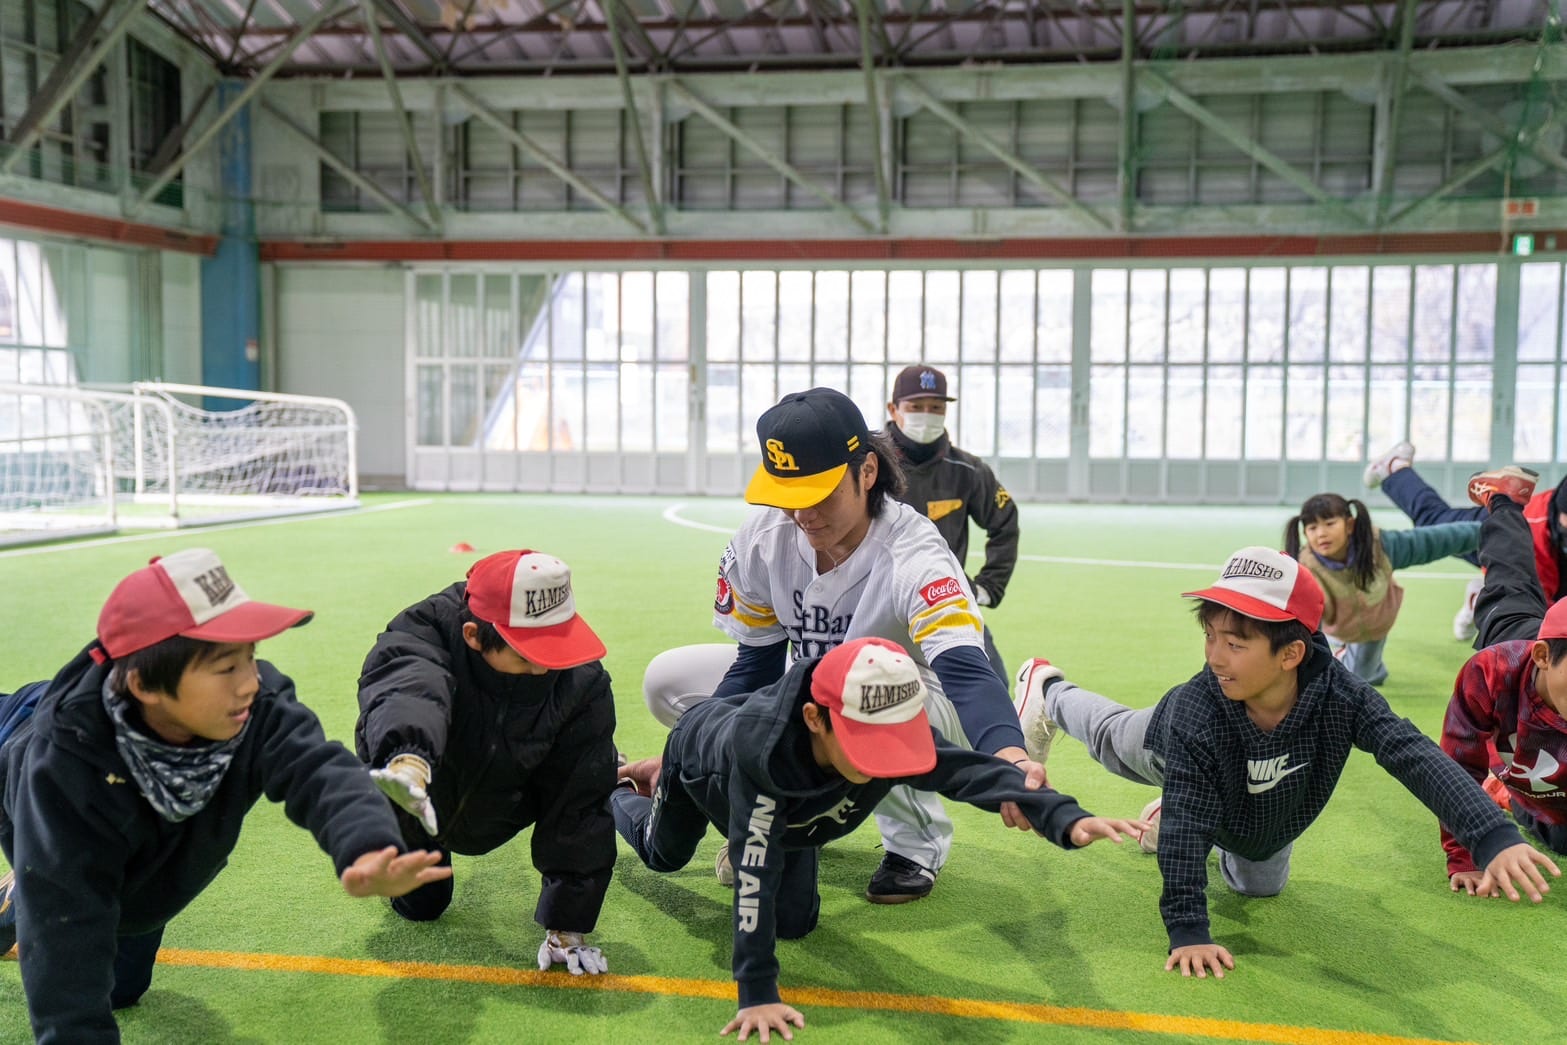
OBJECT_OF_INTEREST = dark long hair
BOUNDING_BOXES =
[855,431,907,518]
[1284,493,1377,591]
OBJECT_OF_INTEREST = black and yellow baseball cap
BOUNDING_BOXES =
[744,388,872,510]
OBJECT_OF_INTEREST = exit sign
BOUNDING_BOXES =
[1504,198,1540,218]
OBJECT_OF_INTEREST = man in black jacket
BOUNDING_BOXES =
[356,548,617,975]
[0,548,448,1043]
[885,364,1019,679]
[614,636,1146,1042]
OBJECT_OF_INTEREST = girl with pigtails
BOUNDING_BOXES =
[1284,493,1479,686]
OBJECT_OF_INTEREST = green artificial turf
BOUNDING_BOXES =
[0,494,1556,1044]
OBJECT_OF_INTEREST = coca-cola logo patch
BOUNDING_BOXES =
[714,574,735,615]
[920,577,963,606]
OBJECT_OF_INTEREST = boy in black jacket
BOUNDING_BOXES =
[0,548,448,1043]
[1013,545,1560,981]
[614,636,1146,1041]
[356,549,617,975]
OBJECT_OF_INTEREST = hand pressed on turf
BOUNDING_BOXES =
[1466,843,1561,902]
[340,846,452,898]
[722,1002,804,1042]
[1067,816,1150,846]
[1166,943,1234,979]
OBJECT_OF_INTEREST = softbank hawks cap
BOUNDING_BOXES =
[465,550,606,670]
[96,548,313,660]
[809,637,936,778]
[1182,546,1325,632]
[745,388,872,511]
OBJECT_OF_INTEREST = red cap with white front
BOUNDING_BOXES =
[1182,545,1325,631]
[809,637,936,778]
[464,550,607,670]
[96,548,313,659]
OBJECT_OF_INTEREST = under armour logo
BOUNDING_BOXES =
[766,439,799,471]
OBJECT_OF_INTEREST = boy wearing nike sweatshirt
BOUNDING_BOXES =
[613,636,1145,1042]
[1013,546,1559,981]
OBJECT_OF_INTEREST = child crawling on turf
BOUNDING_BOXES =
[614,636,1146,1042]
[1441,467,1567,887]
[1011,546,1559,980]
[0,549,449,1042]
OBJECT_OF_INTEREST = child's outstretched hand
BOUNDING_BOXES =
[340,846,452,898]
[721,1002,805,1042]
[1067,816,1150,846]
[1470,843,1560,902]
[1166,943,1234,979]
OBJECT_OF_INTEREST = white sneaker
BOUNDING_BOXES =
[1453,575,1483,641]
[1013,658,1064,764]
[1362,440,1415,489]
[1138,798,1162,854]
[715,842,734,886]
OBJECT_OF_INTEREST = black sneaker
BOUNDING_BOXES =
[0,869,15,954]
[864,852,937,904]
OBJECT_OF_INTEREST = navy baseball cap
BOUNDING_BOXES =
[891,365,956,403]
[745,388,872,510]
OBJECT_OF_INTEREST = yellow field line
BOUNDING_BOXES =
[155,948,1477,1045]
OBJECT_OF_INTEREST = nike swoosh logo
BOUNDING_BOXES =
[1247,763,1307,794]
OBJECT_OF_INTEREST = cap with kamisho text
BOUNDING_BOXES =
[890,364,956,403]
[96,548,313,660]
[1182,546,1325,632]
[745,387,873,511]
[464,549,606,670]
[809,637,936,778]
[1538,597,1567,642]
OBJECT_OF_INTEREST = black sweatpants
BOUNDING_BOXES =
[1474,497,1551,650]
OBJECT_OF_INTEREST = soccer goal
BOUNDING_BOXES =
[0,382,359,544]
[0,382,124,545]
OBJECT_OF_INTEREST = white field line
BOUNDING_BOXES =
[0,499,433,560]
[662,504,1477,580]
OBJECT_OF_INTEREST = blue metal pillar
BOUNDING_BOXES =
[200,80,259,395]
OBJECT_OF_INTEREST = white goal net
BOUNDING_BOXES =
[0,382,358,544]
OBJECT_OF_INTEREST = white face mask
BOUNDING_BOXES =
[899,412,946,445]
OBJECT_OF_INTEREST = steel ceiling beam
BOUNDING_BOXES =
[854,0,891,233]
[367,0,447,67]
[130,2,354,214]
[258,98,436,233]
[1141,67,1366,227]
[449,83,650,234]
[1383,144,1512,227]
[1410,67,1567,179]
[363,0,441,230]
[143,83,216,176]
[1117,0,1137,233]
[1371,0,1417,226]
[668,78,877,233]
[2,0,145,176]
[898,75,1111,232]
[603,0,665,233]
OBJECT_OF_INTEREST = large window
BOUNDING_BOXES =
[408,259,1554,500]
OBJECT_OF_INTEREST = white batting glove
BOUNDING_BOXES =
[538,930,607,975]
[371,753,439,836]
[974,584,993,607]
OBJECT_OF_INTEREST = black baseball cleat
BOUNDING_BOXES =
[865,852,937,904]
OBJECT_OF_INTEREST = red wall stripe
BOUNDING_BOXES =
[0,197,219,255]
[258,231,1528,264]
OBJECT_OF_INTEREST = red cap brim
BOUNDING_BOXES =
[495,614,607,670]
[183,601,314,645]
[1181,587,1294,622]
[832,709,937,778]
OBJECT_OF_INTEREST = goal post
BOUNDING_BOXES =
[0,381,359,544]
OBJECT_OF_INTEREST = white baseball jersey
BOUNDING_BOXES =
[712,501,986,693]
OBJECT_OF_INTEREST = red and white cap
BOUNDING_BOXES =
[96,548,313,659]
[1538,597,1567,641]
[464,550,606,670]
[809,637,936,778]
[1183,546,1325,631]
